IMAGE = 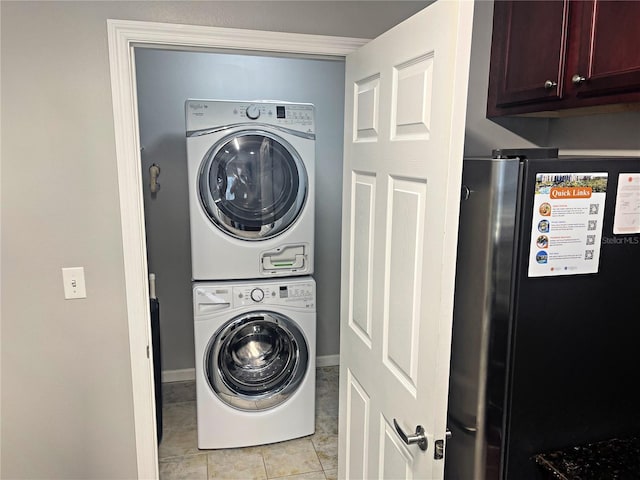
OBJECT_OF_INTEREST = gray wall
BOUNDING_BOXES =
[135,49,346,371]
[0,1,427,479]
[3,1,639,479]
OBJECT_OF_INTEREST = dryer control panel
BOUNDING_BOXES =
[239,103,314,128]
[186,99,315,136]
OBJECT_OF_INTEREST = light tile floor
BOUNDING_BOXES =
[159,366,339,480]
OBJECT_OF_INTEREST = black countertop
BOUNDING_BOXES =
[534,436,640,479]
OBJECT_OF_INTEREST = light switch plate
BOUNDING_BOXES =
[62,267,87,299]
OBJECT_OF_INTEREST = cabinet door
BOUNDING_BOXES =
[571,0,640,98]
[488,0,569,111]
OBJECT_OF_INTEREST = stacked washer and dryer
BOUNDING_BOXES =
[185,99,317,449]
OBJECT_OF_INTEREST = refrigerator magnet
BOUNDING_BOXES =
[528,172,608,277]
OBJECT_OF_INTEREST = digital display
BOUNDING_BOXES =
[276,106,286,119]
[279,285,288,298]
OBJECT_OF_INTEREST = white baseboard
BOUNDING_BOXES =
[161,368,195,383]
[162,355,339,383]
[316,354,340,367]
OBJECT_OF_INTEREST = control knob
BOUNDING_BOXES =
[246,104,261,120]
[250,288,265,302]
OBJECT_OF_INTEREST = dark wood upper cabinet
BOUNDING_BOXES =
[574,0,640,98]
[487,0,640,117]
[489,1,569,108]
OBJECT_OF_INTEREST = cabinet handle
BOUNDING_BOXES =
[572,74,587,85]
[544,80,557,89]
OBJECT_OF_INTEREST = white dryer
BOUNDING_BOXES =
[193,276,316,449]
[186,99,315,281]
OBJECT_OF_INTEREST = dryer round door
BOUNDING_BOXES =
[205,311,309,411]
[198,130,308,240]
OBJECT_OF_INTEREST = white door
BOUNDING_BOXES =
[338,1,474,478]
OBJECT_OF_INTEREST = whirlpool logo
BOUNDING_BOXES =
[602,236,640,245]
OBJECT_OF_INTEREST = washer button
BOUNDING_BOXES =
[250,288,265,302]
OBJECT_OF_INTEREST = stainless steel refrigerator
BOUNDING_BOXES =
[445,149,640,479]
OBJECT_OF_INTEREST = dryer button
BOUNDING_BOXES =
[246,104,261,120]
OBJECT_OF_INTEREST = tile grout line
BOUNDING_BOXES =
[309,434,329,475]
[261,449,269,480]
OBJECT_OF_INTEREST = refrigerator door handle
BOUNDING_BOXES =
[461,184,471,201]
[448,415,477,436]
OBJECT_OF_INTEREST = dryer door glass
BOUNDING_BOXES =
[206,312,309,411]
[199,131,307,240]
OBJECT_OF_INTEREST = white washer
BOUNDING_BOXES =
[186,99,315,281]
[193,276,316,449]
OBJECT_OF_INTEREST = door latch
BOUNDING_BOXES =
[434,429,452,460]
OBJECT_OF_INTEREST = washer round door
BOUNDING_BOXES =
[198,130,308,240]
[206,311,309,411]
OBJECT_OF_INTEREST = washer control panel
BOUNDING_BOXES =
[194,278,316,315]
[234,280,315,309]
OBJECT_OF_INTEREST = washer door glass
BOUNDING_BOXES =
[199,131,307,240]
[206,311,309,411]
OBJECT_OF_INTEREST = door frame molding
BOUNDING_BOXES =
[107,19,366,479]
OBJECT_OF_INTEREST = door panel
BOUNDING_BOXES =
[391,54,434,140]
[349,172,376,347]
[355,76,380,141]
[339,1,474,478]
[383,177,426,394]
[345,369,371,479]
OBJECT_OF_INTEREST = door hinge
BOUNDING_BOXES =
[146,345,150,358]
[434,430,452,460]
